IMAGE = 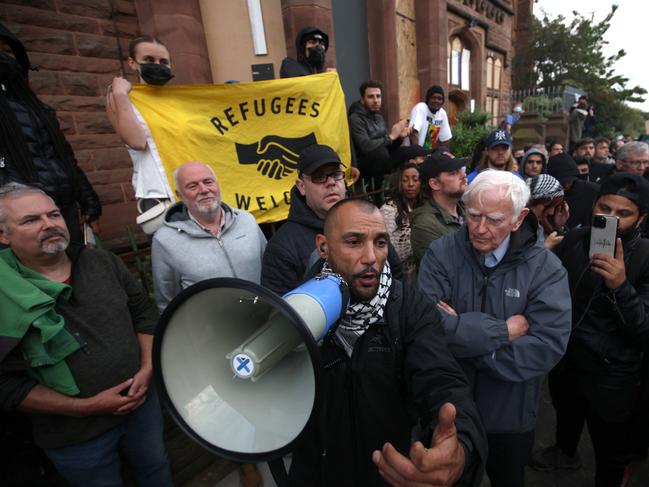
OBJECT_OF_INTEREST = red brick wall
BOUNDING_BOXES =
[1,0,142,249]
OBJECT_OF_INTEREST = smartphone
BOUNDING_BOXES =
[589,214,618,258]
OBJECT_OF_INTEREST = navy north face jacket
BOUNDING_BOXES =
[417,214,571,433]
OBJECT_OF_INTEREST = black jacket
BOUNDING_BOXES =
[588,162,615,184]
[0,97,101,218]
[280,27,328,78]
[0,245,157,448]
[261,187,403,295]
[565,179,599,229]
[556,228,649,376]
[288,279,486,487]
[348,101,392,156]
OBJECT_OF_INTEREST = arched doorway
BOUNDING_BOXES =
[448,89,469,126]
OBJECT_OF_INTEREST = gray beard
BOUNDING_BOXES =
[40,239,69,254]
[194,201,221,217]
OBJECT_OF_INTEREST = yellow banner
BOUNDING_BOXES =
[128,72,351,223]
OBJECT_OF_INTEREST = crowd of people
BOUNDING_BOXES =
[1,21,649,487]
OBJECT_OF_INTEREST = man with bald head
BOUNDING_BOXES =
[151,161,267,311]
[287,198,486,486]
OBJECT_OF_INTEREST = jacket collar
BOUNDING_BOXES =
[459,212,542,271]
[424,197,465,225]
[163,201,235,236]
[287,185,325,231]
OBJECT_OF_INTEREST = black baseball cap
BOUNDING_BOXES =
[598,173,649,214]
[298,144,341,175]
[419,154,466,182]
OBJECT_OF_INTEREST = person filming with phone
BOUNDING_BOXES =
[531,173,649,486]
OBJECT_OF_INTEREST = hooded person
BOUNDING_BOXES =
[280,27,330,78]
[408,85,452,149]
[518,147,547,180]
[0,24,101,244]
[546,153,599,229]
[531,173,649,486]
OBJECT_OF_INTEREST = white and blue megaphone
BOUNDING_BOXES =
[153,274,348,482]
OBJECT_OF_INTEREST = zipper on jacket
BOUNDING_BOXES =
[479,273,489,312]
[215,236,238,278]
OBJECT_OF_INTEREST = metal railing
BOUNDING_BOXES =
[502,85,581,119]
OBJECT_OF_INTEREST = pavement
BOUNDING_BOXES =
[524,380,649,487]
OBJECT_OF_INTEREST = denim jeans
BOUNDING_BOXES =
[45,393,173,487]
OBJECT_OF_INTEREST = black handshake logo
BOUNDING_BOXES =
[235,133,317,180]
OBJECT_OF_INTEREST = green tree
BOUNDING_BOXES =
[514,5,647,136]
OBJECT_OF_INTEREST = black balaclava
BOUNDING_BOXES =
[306,45,325,70]
[296,28,329,72]
[139,63,174,86]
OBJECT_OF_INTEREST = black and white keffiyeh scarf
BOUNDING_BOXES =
[321,260,392,356]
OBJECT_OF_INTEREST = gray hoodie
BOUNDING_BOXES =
[518,147,547,179]
[152,202,267,312]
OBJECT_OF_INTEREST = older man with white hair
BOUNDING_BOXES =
[152,161,267,312]
[417,170,572,487]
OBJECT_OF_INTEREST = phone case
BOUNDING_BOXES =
[589,214,618,258]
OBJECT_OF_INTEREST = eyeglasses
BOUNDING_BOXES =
[623,159,649,167]
[306,170,345,184]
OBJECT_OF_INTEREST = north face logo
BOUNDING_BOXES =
[235,133,317,180]
[505,288,520,298]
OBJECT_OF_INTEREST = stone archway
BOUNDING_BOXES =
[448,89,470,126]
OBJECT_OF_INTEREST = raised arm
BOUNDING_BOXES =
[106,77,146,151]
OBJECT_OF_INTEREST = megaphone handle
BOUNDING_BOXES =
[268,458,289,487]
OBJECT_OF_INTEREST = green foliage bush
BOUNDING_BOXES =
[450,111,492,157]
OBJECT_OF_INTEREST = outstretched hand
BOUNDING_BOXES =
[372,403,466,486]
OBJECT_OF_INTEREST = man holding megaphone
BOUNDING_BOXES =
[287,198,486,486]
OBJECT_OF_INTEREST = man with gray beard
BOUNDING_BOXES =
[151,161,267,486]
[151,161,267,312]
[0,182,172,485]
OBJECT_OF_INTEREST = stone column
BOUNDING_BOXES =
[280,0,336,69]
[366,0,398,125]
[415,0,448,101]
[134,0,212,84]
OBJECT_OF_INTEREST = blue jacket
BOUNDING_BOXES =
[417,214,571,433]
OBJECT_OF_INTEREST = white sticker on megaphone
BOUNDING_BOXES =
[232,353,255,379]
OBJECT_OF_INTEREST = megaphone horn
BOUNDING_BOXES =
[152,274,349,470]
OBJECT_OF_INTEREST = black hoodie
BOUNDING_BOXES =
[280,26,329,78]
[261,186,403,295]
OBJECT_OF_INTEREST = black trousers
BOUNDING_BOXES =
[486,430,535,487]
[549,360,638,487]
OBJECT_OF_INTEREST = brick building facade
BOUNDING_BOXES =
[1,0,531,249]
